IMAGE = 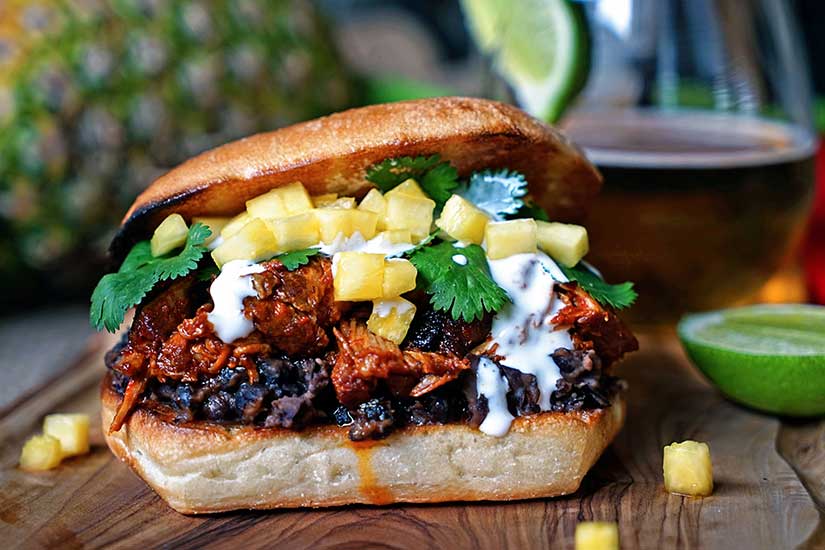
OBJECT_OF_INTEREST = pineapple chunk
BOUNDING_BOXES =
[663,441,714,496]
[358,188,388,230]
[211,218,279,267]
[536,221,589,267]
[484,219,537,260]
[43,413,90,458]
[19,434,62,471]
[367,298,417,344]
[221,211,252,239]
[316,209,378,242]
[264,212,320,252]
[375,229,412,244]
[192,216,230,245]
[575,522,619,550]
[388,178,428,199]
[150,213,188,257]
[435,194,490,244]
[382,258,417,297]
[321,197,357,209]
[333,252,385,301]
[246,182,313,219]
[312,193,338,208]
[384,192,435,241]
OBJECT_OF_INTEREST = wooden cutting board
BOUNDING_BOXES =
[1,330,823,549]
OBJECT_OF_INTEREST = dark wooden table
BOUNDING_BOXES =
[0,325,823,549]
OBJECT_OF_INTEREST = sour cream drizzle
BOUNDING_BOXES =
[207,259,265,343]
[317,231,416,257]
[476,357,515,437]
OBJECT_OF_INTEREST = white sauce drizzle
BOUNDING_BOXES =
[476,357,515,437]
[373,298,415,318]
[207,259,265,343]
[452,253,468,266]
[316,231,416,257]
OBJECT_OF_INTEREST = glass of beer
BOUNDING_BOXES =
[558,0,817,324]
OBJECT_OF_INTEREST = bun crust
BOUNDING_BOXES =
[101,376,624,514]
[111,97,601,261]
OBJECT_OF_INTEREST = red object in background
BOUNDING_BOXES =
[803,139,825,304]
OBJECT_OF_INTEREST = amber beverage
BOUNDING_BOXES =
[564,110,816,324]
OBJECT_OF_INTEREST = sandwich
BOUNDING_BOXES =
[92,97,638,514]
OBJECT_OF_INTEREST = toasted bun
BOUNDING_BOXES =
[101,376,624,514]
[111,97,601,261]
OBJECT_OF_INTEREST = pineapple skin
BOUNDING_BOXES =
[0,0,357,303]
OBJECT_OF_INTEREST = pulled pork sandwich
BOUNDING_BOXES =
[92,97,638,514]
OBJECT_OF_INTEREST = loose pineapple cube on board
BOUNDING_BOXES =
[221,212,252,239]
[537,221,589,267]
[575,522,619,550]
[376,230,412,244]
[150,213,188,257]
[212,219,279,268]
[333,252,386,301]
[382,259,417,297]
[192,216,230,245]
[321,197,357,209]
[246,182,313,219]
[663,441,714,496]
[436,194,490,244]
[312,193,339,208]
[368,298,417,344]
[384,192,435,241]
[43,413,90,457]
[316,209,378,242]
[484,219,537,260]
[19,434,62,471]
[264,212,320,252]
[388,178,428,199]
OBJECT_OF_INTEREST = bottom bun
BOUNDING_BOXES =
[101,375,625,514]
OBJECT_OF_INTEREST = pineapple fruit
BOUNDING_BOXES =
[0,0,357,303]
[192,216,230,245]
[384,184,435,241]
[536,221,589,267]
[43,413,90,458]
[333,252,386,301]
[382,258,418,296]
[150,214,189,257]
[212,218,279,267]
[312,193,339,208]
[663,441,714,496]
[221,212,253,239]
[316,209,378,242]
[436,194,489,244]
[19,434,63,471]
[264,212,320,252]
[368,298,417,343]
[575,522,619,550]
[484,219,537,260]
[246,183,313,219]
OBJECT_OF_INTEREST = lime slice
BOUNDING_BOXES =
[460,0,590,122]
[678,304,825,417]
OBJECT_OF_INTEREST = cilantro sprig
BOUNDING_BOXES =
[274,248,320,270]
[366,154,458,208]
[90,223,211,332]
[410,241,509,322]
[455,169,528,220]
[560,264,637,310]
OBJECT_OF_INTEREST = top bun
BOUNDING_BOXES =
[111,97,601,262]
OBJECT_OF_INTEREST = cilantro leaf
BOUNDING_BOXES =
[274,248,320,270]
[365,155,442,192]
[410,242,509,322]
[456,169,528,220]
[419,161,458,206]
[90,223,211,333]
[559,264,638,310]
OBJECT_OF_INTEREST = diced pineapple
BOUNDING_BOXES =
[387,178,428,199]
[367,298,417,344]
[384,192,435,241]
[150,213,188,257]
[192,216,230,245]
[316,209,378,242]
[333,252,385,301]
[575,522,619,550]
[435,194,490,244]
[358,188,388,230]
[312,193,338,208]
[663,441,714,496]
[375,229,412,244]
[221,211,252,239]
[484,219,537,260]
[19,434,62,471]
[43,413,90,458]
[320,197,356,209]
[246,182,313,219]
[264,212,320,252]
[211,218,279,267]
[536,221,589,267]
[382,258,417,297]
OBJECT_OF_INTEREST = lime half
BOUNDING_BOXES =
[460,0,590,122]
[678,304,825,417]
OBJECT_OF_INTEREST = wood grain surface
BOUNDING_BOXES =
[0,330,822,550]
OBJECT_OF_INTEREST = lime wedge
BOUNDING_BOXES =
[678,305,825,417]
[460,0,590,122]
